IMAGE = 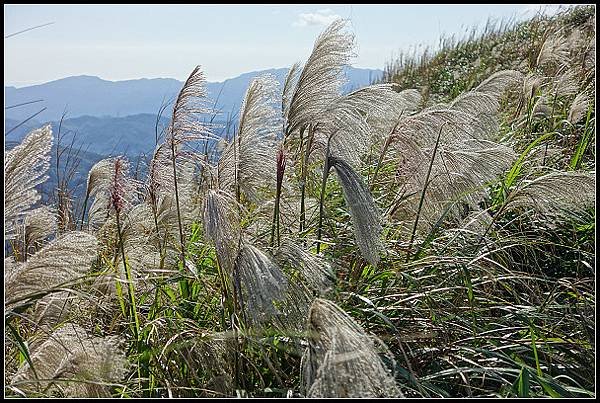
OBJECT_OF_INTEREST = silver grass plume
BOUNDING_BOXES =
[5,231,98,311]
[527,144,565,167]
[302,298,403,398]
[118,207,167,285]
[109,157,130,214]
[457,207,494,238]
[149,142,205,219]
[506,171,595,220]
[11,323,128,397]
[282,61,302,126]
[583,35,595,71]
[386,71,520,232]
[172,158,203,224]
[447,92,500,139]
[4,258,24,304]
[203,189,241,274]
[568,91,590,124]
[390,107,481,153]
[234,242,289,325]
[85,158,115,200]
[317,85,422,168]
[144,150,201,263]
[115,204,181,296]
[88,193,111,230]
[193,334,235,396]
[84,158,115,229]
[274,238,334,293]
[5,125,53,239]
[30,291,74,332]
[532,95,552,118]
[471,69,524,98]
[447,70,523,140]
[167,65,213,146]
[519,73,545,115]
[551,69,579,99]
[536,32,571,68]
[119,202,179,276]
[165,66,213,265]
[374,87,423,134]
[285,19,355,138]
[149,195,181,250]
[87,158,139,230]
[19,206,57,257]
[148,322,235,396]
[218,75,280,203]
[145,143,176,199]
[329,156,383,266]
[388,139,515,234]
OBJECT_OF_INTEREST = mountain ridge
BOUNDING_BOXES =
[5,66,383,122]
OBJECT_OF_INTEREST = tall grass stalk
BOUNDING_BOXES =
[405,123,445,262]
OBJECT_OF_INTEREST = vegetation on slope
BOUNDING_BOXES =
[4,5,595,398]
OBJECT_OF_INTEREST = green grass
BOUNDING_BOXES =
[4,5,595,399]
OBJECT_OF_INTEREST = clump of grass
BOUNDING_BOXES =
[4,5,595,398]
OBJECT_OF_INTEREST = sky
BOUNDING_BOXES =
[4,4,569,87]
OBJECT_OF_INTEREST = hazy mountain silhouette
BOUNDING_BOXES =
[5,66,383,122]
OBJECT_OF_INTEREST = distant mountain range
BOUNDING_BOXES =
[5,66,382,211]
[5,114,174,157]
[5,66,381,163]
[5,66,382,123]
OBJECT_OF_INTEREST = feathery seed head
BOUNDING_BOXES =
[303,298,403,398]
[329,156,383,266]
[11,323,128,397]
[110,157,128,214]
[286,19,355,138]
[5,125,53,239]
[5,231,99,311]
[235,242,289,325]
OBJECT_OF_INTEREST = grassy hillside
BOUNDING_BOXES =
[4,6,595,398]
[382,6,595,101]
[375,5,596,397]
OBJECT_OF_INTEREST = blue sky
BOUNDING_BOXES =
[4,4,566,86]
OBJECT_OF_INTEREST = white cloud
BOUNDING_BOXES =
[293,9,341,27]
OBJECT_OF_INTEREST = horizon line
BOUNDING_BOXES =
[4,65,384,89]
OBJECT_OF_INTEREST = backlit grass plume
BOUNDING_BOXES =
[284,19,355,138]
[384,71,521,234]
[235,242,289,325]
[86,157,139,230]
[302,298,403,398]
[5,125,53,239]
[17,206,58,260]
[165,65,213,267]
[316,84,422,168]
[506,171,595,220]
[166,65,212,146]
[282,61,302,123]
[274,238,334,293]
[327,156,384,267]
[218,75,280,203]
[5,231,98,312]
[202,189,241,274]
[10,323,128,397]
[568,91,591,124]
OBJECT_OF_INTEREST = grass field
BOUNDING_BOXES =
[4,5,595,398]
